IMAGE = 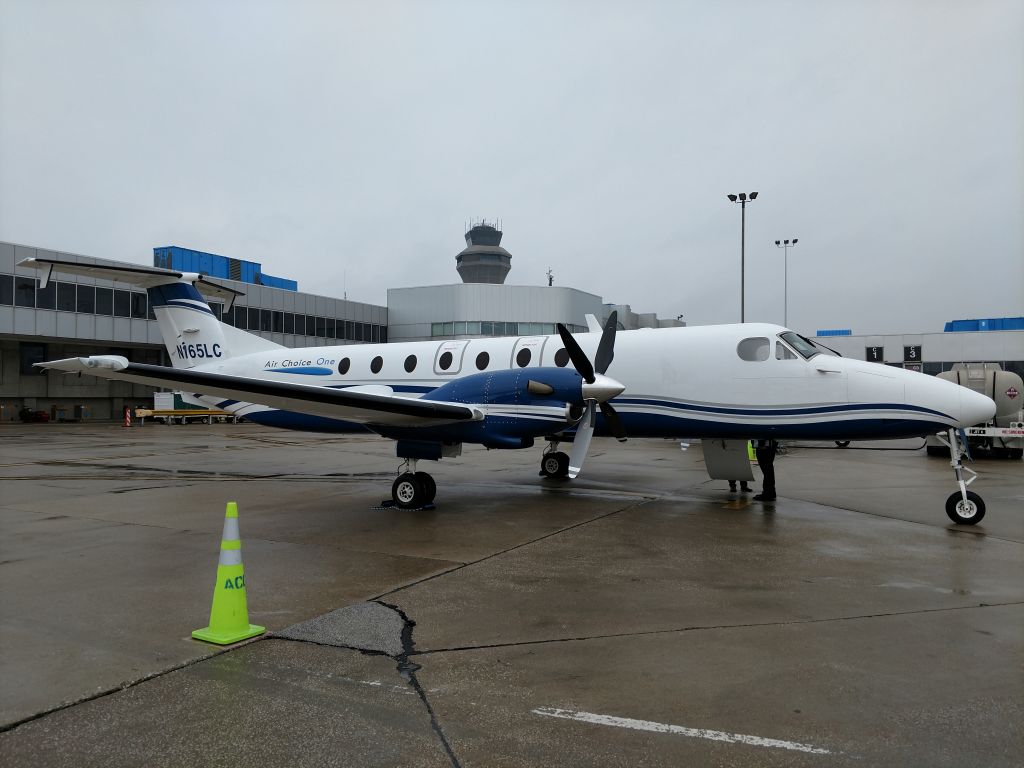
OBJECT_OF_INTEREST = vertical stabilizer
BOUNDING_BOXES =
[16,256,281,368]
[147,280,231,368]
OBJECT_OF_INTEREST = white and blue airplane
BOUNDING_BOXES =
[20,257,997,524]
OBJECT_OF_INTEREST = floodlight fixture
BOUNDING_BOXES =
[774,237,799,327]
[727,191,760,322]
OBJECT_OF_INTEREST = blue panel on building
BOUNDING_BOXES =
[153,246,296,291]
[816,329,852,336]
[260,273,298,291]
[944,317,1024,332]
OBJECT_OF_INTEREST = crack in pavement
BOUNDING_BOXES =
[377,600,462,768]
[409,600,1024,656]
[273,601,462,767]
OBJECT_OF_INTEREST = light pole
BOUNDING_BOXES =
[727,192,758,322]
[774,238,798,327]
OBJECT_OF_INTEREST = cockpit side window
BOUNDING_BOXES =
[779,331,840,360]
[776,341,798,360]
[737,337,770,361]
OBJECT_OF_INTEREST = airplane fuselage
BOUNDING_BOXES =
[185,322,986,441]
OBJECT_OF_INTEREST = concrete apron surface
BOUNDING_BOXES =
[0,423,1021,767]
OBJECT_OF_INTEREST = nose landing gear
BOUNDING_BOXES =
[936,428,986,525]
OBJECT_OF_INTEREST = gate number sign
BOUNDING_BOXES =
[866,346,884,363]
[903,345,922,363]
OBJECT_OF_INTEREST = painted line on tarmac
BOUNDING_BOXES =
[532,707,834,755]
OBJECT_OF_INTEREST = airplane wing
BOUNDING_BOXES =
[37,356,482,427]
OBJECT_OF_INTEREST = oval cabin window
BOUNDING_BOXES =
[338,357,350,375]
[516,348,532,368]
[475,351,489,370]
[554,348,569,367]
[370,356,383,374]
[737,337,770,361]
[438,351,453,370]
[404,355,417,373]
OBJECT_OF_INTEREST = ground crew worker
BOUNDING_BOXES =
[754,439,778,501]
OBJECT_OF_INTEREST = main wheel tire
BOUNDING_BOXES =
[541,451,570,478]
[392,473,425,509]
[835,440,850,448]
[540,453,562,477]
[945,490,985,525]
[926,445,947,457]
[414,472,436,504]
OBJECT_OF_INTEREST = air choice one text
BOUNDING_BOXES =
[263,358,336,368]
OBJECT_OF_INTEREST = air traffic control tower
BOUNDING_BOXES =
[456,221,512,284]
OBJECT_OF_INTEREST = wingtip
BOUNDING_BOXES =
[35,355,130,373]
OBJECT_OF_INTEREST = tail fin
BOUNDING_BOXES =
[147,281,232,368]
[17,257,282,368]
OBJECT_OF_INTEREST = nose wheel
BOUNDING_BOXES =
[945,490,985,525]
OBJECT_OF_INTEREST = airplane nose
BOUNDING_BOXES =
[959,388,996,428]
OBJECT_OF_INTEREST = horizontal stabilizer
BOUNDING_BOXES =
[17,257,245,305]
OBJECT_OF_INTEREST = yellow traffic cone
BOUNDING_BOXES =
[192,501,265,645]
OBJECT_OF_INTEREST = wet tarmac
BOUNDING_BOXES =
[1,422,1021,767]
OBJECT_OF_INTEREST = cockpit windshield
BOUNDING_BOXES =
[779,331,841,360]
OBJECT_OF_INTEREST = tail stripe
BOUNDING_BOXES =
[149,282,211,309]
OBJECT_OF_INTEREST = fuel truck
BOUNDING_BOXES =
[925,362,1023,459]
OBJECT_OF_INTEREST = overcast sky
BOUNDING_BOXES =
[1,0,1021,335]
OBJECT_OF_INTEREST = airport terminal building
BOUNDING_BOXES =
[0,241,387,421]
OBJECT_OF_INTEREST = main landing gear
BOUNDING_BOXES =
[539,441,570,478]
[935,428,986,525]
[391,459,437,509]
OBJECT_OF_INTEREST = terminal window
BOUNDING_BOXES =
[96,288,113,315]
[15,277,35,307]
[77,286,95,314]
[57,283,76,312]
[113,290,131,318]
[36,282,55,310]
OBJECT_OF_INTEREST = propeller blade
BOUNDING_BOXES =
[599,402,627,442]
[568,402,596,478]
[594,311,617,375]
[556,323,595,383]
